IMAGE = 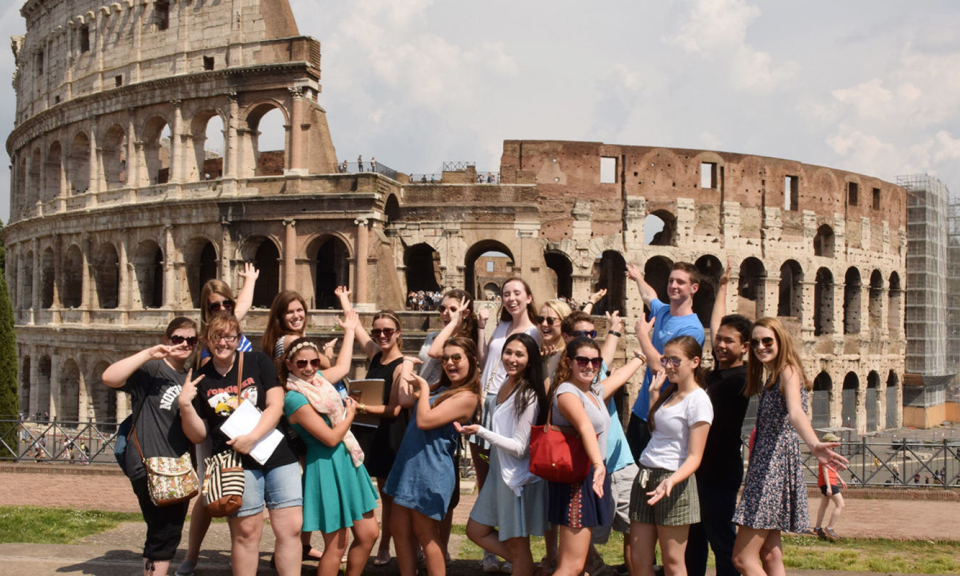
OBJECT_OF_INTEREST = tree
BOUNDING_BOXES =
[0,223,16,456]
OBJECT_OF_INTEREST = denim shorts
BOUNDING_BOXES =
[236,462,303,518]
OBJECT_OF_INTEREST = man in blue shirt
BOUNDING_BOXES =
[625,261,706,462]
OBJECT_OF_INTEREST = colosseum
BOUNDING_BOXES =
[4,0,905,435]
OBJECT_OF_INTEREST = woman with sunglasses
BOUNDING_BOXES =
[101,317,202,576]
[457,333,549,576]
[179,315,303,576]
[731,318,847,576]
[385,336,482,576]
[537,299,572,381]
[548,337,646,576]
[335,286,407,566]
[419,289,480,385]
[280,315,380,576]
[628,335,713,576]
[262,290,334,369]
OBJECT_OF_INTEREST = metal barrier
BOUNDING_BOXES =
[798,437,960,488]
[0,417,122,465]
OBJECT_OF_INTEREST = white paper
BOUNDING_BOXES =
[220,399,284,465]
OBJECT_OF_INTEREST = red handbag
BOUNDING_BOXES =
[528,408,591,484]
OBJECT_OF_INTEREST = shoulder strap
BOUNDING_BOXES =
[126,373,153,458]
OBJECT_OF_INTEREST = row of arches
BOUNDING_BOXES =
[20,355,118,424]
[810,370,901,432]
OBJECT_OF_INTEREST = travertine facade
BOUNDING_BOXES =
[5,0,905,434]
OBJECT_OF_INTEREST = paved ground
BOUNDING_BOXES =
[1,463,958,575]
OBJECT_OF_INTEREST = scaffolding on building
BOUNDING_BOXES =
[899,174,950,378]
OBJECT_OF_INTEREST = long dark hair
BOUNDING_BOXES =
[648,336,705,432]
[261,290,308,354]
[498,276,538,325]
[502,333,548,426]
[435,337,481,416]
[443,288,480,345]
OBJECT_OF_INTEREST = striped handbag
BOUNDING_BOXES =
[201,449,244,517]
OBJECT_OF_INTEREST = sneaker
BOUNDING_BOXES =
[814,527,826,539]
[175,559,197,576]
[482,552,502,573]
[824,527,840,540]
[500,560,513,574]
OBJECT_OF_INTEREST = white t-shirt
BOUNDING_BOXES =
[639,387,713,471]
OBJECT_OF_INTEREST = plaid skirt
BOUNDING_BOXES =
[629,466,700,526]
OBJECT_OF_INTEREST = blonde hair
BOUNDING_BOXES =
[745,317,811,397]
[199,279,236,328]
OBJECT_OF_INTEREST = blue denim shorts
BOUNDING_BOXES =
[236,462,303,518]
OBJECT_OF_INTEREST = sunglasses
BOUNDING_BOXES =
[441,353,465,364]
[169,335,198,347]
[750,337,776,349]
[207,299,234,313]
[371,328,397,339]
[573,356,602,369]
[295,358,322,369]
[438,305,463,313]
[567,330,597,339]
[660,356,683,368]
[536,316,559,326]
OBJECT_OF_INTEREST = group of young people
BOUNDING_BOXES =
[106,258,848,576]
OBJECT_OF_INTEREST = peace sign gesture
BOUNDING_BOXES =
[178,369,205,409]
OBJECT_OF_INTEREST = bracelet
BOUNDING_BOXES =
[357,403,366,414]
[608,330,622,337]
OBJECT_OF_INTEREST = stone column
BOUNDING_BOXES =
[126,110,138,187]
[355,218,369,307]
[800,280,816,340]
[51,234,62,322]
[58,143,67,201]
[880,287,890,339]
[31,238,40,311]
[23,154,33,218]
[28,345,39,416]
[220,221,233,282]
[49,354,60,421]
[284,220,297,291]
[225,93,239,179]
[170,100,183,183]
[118,234,130,324]
[88,124,98,196]
[287,88,303,174]
[163,225,176,307]
[12,246,23,311]
[760,275,779,318]
[81,235,92,323]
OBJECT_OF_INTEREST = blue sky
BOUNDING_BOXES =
[2,0,960,224]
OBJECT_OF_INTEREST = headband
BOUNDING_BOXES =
[287,340,320,359]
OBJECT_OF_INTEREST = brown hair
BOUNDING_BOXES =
[165,316,199,366]
[203,314,242,354]
[199,279,236,328]
[372,309,403,350]
[744,316,811,397]
[442,288,480,345]
[648,336,705,432]
[277,337,320,384]
[498,277,538,325]
[671,262,701,287]
[553,336,602,389]
[560,311,593,336]
[434,337,481,417]
[261,290,308,354]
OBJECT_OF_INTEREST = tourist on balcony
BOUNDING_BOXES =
[335,286,407,566]
[180,314,303,576]
[101,317,201,576]
[358,154,363,172]
[731,317,848,576]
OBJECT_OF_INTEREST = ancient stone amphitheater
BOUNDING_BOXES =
[4,0,905,434]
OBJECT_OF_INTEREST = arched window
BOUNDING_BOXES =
[404,243,441,293]
[244,104,287,177]
[778,260,803,320]
[27,148,41,208]
[69,132,91,194]
[812,372,832,429]
[89,361,117,425]
[814,225,835,258]
[885,371,899,429]
[191,111,225,181]
[93,243,120,309]
[184,238,218,308]
[693,255,723,326]
[37,356,52,416]
[737,257,765,318]
[866,371,880,431]
[544,251,573,300]
[59,359,81,422]
[21,251,34,309]
[464,241,515,300]
[249,238,281,308]
[888,272,902,336]
[101,124,127,189]
[869,270,883,331]
[644,211,677,246]
[133,241,164,309]
[643,256,674,305]
[20,356,31,415]
[40,248,55,308]
[814,268,834,336]
[142,116,171,185]
[841,372,859,430]
[45,141,62,201]
[384,195,401,226]
[311,236,350,309]
[843,267,862,335]
[593,251,627,316]
[62,245,84,308]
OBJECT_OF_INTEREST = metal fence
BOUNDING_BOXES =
[0,417,122,465]
[338,161,399,181]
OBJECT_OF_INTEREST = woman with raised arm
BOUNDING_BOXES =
[262,290,335,369]
[420,289,480,385]
[459,333,549,576]
[335,286,407,566]
[101,317,202,576]
[280,311,380,576]
[178,315,303,576]
[384,336,481,576]
[547,337,646,576]
[731,317,848,576]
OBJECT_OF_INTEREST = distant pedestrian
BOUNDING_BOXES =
[358,154,364,172]
[812,433,847,541]
[371,157,377,173]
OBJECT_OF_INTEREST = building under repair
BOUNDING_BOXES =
[4,0,909,434]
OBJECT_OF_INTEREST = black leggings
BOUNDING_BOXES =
[130,475,190,561]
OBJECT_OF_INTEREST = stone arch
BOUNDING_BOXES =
[737,257,765,318]
[142,115,172,185]
[404,243,441,293]
[19,355,31,416]
[183,237,218,308]
[866,371,880,432]
[59,358,81,422]
[37,356,52,416]
[812,371,832,429]
[16,157,26,214]
[189,109,226,181]
[645,210,677,246]
[544,250,573,299]
[133,240,164,309]
[841,372,859,430]
[888,271,902,336]
[843,267,862,335]
[778,260,803,320]
[814,224,835,258]
[483,282,501,300]
[643,256,674,304]
[69,131,91,194]
[464,240,516,300]
[20,250,34,309]
[814,267,834,336]
[243,101,289,177]
[93,242,120,309]
[100,124,127,189]
[693,254,723,326]
[384,194,401,226]
[241,236,282,308]
[44,140,62,201]
[885,370,899,429]
[307,234,351,309]
[88,360,117,424]
[40,248,55,308]
[27,147,41,209]
[62,244,84,308]
[869,270,883,331]
[593,250,627,316]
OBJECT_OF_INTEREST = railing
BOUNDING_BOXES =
[0,417,123,465]
[441,161,475,171]
[338,161,399,181]
[407,173,442,184]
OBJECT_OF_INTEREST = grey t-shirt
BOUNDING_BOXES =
[551,382,610,460]
[417,331,443,385]
[120,359,192,480]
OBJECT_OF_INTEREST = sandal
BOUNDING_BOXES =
[824,527,840,540]
[373,551,391,566]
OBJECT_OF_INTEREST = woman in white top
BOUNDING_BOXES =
[458,333,549,575]
[628,335,714,576]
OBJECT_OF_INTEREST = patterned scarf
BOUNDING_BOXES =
[285,374,364,467]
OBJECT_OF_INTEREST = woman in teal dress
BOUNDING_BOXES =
[281,312,379,576]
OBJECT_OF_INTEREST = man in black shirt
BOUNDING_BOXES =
[685,266,752,576]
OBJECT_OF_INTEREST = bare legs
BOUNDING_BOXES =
[319,512,379,576]
[391,504,447,576]
[732,527,785,576]
[466,519,536,576]
[375,477,393,564]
